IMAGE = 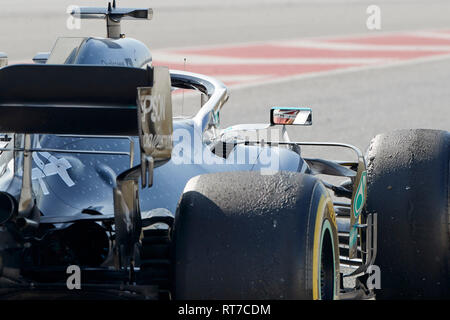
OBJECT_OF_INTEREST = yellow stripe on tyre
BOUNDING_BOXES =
[312,193,338,300]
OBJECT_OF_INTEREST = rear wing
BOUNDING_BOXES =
[0,64,153,135]
[0,63,173,272]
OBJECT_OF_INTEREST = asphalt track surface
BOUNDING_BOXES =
[1,0,449,296]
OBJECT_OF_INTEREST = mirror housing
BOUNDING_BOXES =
[270,107,312,126]
[32,52,50,64]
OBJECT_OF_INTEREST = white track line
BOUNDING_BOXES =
[225,52,450,91]
[152,52,389,65]
[209,74,272,82]
[170,52,450,99]
[412,31,450,40]
[272,40,450,52]
[149,28,449,53]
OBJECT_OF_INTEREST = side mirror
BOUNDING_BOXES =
[270,107,312,126]
[32,52,50,64]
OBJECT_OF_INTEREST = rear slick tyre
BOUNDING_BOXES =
[172,171,340,300]
[365,129,450,299]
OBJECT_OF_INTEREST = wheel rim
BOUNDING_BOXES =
[318,220,336,300]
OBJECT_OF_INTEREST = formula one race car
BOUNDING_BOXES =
[0,3,448,300]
